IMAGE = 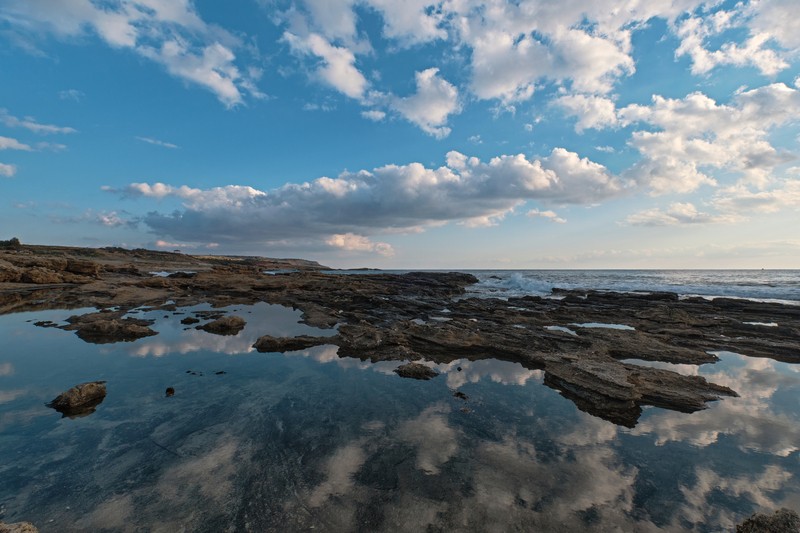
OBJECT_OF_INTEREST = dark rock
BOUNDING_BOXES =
[165,387,175,397]
[180,317,200,325]
[253,335,331,353]
[167,271,197,279]
[196,315,246,335]
[214,371,226,375]
[736,508,800,532]
[61,311,157,344]
[46,381,106,418]
[394,362,439,380]
[453,391,468,400]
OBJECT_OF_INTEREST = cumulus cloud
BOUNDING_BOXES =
[110,148,623,253]
[618,83,800,193]
[284,32,368,100]
[0,0,259,107]
[674,2,797,77]
[391,68,461,138]
[553,94,618,132]
[0,108,76,134]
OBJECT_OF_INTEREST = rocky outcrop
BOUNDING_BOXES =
[197,316,246,335]
[253,335,332,353]
[736,508,800,532]
[59,311,157,343]
[46,381,107,418]
[3,244,799,428]
[394,362,439,380]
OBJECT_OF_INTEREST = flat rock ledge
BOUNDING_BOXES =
[46,381,107,418]
[394,362,439,380]
[3,244,798,428]
[196,315,246,336]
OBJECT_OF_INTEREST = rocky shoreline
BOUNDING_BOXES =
[2,243,798,427]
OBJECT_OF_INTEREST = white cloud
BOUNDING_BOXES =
[284,32,368,100]
[527,209,566,223]
[0,136,32,151]
[619,83,800,193]
[625,202,735,226]
[674,2,798,77]
[554,94,618,132]
[712,181,800,215]
[0,163,17,177]
[391,68,461,139]
[58,89,84,101]
[326,233,394,256]
[366,0,446,45]
[112,148,622,253]
[360,109,385,121]
[0,108,76,134]
[0,0,259,107]
[135,136,179,149]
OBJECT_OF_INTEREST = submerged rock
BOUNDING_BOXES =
[197,316,246,335]
[63,313,157,344]
[0,521,39,533]
[394,362,439,380]
[253,335,330,353]
[736,508,800,532]
[165,387,175,397]
[46,381,106,418]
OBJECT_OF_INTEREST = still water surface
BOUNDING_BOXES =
[1,302,799,531]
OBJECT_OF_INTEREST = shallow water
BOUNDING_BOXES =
[1,303,799,532]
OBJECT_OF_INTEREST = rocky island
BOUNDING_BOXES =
[1,241,798,427]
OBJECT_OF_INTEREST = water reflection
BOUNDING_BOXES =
[631,352,800,456]
[1,310,799,531]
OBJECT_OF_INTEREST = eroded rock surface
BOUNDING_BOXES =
[58,311,157,343]
[197,316,246,336]
[3,244,799,427]
[46,381,107,418]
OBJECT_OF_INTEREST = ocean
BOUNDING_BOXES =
[463,269,800,303]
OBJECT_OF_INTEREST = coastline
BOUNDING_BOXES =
[1,243,798,427]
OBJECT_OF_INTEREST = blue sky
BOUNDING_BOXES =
[0,0,798,268]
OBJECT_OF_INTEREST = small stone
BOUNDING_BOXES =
[180,317,200,325]
[453,391,468,400]
[46,381,107,418]
[165,387,175,397]
[394,362,439,380]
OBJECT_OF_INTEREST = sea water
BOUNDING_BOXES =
[0,279,799,531]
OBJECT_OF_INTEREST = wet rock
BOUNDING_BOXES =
[46,381,106,418]
[61,311,157,343]
[0,521,39,533]
[167,271,197,279]
[180,316,200,325]
[453,391,468,400]
[196,315,246,335]
[165,387,175,397]
[736,508,800,532]
[394,362,439,380]
[253,335,330,353]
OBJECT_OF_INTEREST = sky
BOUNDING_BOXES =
[0,0,798,269]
